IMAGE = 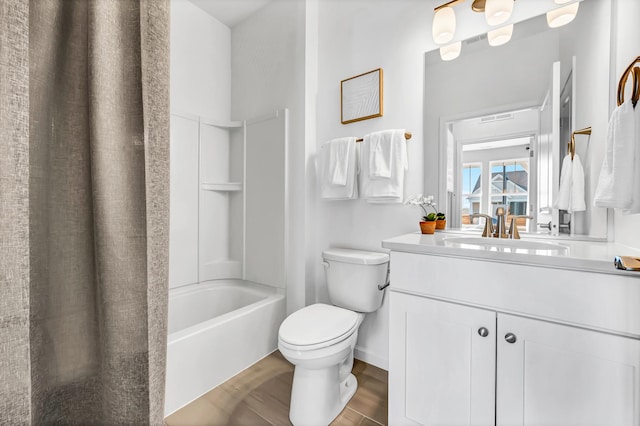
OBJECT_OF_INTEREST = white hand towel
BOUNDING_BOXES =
[367,130,401,178]
[554,154,573,211]
[361,129,408,203]
[624,103,640,214]
[570,154,586,213]
[554,154,586,213]
[594,101,636,208]
[329,138,352,186]
[318,137,358,200]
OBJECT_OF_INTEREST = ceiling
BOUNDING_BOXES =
[189,0,273,28]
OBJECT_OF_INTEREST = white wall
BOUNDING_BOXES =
[170,1,232,288]
[231,0,309,314]
[315,0,429,369]
[169,115,199,288]
[304,0,320,307]
[171,0,230,118]
[245,112,288,288]
[612,0,640,247]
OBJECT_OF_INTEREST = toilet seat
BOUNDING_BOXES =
[279,303,360,351]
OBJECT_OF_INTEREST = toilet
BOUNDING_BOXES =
[278,248,389,426]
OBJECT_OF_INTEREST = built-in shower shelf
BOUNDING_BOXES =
[200,117,243,128]
[201,182,242,192]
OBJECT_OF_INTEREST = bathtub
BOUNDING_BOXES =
[164,279,286,415]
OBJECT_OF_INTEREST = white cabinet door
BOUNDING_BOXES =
[497,313,640,426]
[389,292,496,426]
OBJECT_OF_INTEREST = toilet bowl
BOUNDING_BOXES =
[278,248,389,426]
[279,303,365,425]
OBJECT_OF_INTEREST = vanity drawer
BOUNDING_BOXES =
[390,251,640,338]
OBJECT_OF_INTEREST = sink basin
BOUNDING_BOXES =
[442,236,569,254]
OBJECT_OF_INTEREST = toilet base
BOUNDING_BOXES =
[289,366,358,425]
[341,373,358,406]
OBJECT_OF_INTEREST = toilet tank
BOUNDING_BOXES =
[322,248,389,312]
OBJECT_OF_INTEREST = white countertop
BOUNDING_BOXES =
[382,231,640,277]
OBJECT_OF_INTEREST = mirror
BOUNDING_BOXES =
[424,0,611,239]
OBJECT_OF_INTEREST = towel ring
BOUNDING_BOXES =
[617,56,640,108]
[632,67,640,107]
[568,135,576,160]
[568,127,592,161]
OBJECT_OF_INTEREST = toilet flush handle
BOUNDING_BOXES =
[322,261,330,269]
[378,267,390,291]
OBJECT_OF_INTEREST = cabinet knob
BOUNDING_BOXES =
[504,333,517,344]
[477,327,489,337]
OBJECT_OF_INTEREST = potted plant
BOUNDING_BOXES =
[405,194,438,234]
[436,212,447,230]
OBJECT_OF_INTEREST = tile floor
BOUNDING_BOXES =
[165,350,388,426]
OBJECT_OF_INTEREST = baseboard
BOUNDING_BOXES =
[354,345,388,371]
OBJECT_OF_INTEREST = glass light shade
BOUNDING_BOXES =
[485,0,514,26]
[440,41,462,61]
[488,24,513,46]
[547,2,579,28]
[432,6,456,44]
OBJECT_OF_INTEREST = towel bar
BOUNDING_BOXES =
[355,131,412,143]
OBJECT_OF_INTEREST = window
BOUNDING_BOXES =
[461,163,481,225]
[490,160,529,229]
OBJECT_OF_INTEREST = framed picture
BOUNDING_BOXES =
[340,68,383,124]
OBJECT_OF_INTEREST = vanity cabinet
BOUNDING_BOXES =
[496,312,639,425]
[389,293,496,425]
[388,251,640,426]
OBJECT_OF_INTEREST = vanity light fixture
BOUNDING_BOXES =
[547,2,580,28]
[440,41,462,61]
[432,6,456,44]
[484,0,514,26]
[433,0,515,45]
[487,24,513,46]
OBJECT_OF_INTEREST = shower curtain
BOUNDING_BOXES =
[0,0,170,424]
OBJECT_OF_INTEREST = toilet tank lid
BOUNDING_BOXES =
[322,248,389,265]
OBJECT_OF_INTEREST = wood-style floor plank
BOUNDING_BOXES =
[165,351,388,426]
[346,360,388,425]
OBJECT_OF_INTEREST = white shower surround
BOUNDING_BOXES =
[169,2,293,418]
[164,279,285,415]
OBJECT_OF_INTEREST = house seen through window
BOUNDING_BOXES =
[460,137,531,230]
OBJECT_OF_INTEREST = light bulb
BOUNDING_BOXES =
[488,24,513,47]
[485,0,514,26]
[432,6,456,44]
[440,41,462,61]
[547,2,579,28]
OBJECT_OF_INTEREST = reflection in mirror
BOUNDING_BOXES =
[451,109,537,233]
[424,0,611,239]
